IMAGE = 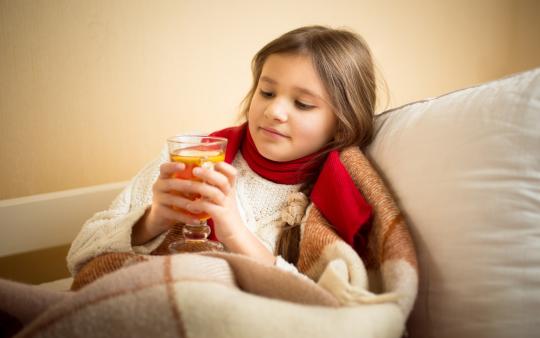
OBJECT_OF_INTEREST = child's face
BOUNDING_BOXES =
[248,53,337,162]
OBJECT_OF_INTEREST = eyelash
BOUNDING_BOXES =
[259,90,316,110]
[259,90,274,98]
[295,101,315,110]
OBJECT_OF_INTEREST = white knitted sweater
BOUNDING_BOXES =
[67,147,301,275]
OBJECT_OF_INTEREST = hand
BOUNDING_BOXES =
[184,165,276,265]
[132,162,202,245]
[184,162,245,243]
[133,160,275,266]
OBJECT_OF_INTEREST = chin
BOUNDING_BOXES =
[255,144,294,162]
[259,149,287,162]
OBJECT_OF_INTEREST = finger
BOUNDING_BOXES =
[156,204,200,225]
[198,184,226,205]
[214,162,238,186]
[155,190,195,211]
[155,194,202,224]
[159,162,185,179]
[168,178,226,205]
[155,177,193,194]
[192,165,233,195]
[185,199,219,217]
[159,187,225,216]
[155,178,222,203]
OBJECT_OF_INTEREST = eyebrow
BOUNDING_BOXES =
[260,76,324,101]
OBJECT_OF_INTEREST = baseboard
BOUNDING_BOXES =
[0,181,128,257]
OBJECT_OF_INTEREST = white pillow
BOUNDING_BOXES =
[367,68,540,338]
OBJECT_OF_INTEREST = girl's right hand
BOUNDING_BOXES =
[131,162,201,246]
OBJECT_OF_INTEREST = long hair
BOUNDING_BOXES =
[241,26,378,264]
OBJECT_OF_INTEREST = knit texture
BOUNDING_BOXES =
[67,149,301,275]
[233,153,302,253]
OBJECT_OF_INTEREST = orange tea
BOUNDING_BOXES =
[169,147,226,220]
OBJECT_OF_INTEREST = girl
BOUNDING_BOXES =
[67,25,378,275]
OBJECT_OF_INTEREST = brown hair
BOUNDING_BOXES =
[241,26,378,263]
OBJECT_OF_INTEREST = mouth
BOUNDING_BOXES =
[259,126,290,138]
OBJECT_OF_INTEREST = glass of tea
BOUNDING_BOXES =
[166,135,228,253]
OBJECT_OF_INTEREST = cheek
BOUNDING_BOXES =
[320,111,338,140]
[296,114,336,144]
[248,97,263,120]
[247,100,255,120]
[325,115,338,141]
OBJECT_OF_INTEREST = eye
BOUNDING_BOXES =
[295,100,316,110]
[259,90,274,98]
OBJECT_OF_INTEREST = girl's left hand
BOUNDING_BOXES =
[184,162,244,243]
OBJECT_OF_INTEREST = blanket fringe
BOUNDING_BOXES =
[317,259,401,306]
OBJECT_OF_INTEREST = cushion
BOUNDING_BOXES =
[367,68,540,337]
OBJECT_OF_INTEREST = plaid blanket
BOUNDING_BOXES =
[0,147,417,338]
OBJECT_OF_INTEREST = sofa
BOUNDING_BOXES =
[367,67,539,337]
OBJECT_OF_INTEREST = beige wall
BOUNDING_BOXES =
[1,0,539,199]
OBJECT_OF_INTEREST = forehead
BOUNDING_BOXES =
[259,53,329,100]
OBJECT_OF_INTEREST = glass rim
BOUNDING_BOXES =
[166,135,228,146]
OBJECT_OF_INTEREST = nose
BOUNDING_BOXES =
[264,99,288,122]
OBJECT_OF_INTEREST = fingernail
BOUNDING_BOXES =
[201,162,214,170]
[192,167,202,176]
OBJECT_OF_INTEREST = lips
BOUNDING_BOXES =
[260,126,289,138]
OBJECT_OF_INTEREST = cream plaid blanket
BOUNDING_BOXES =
[0,147,417,338]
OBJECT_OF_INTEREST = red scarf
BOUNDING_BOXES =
[240,128,324,184]
[208,124,372,253]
